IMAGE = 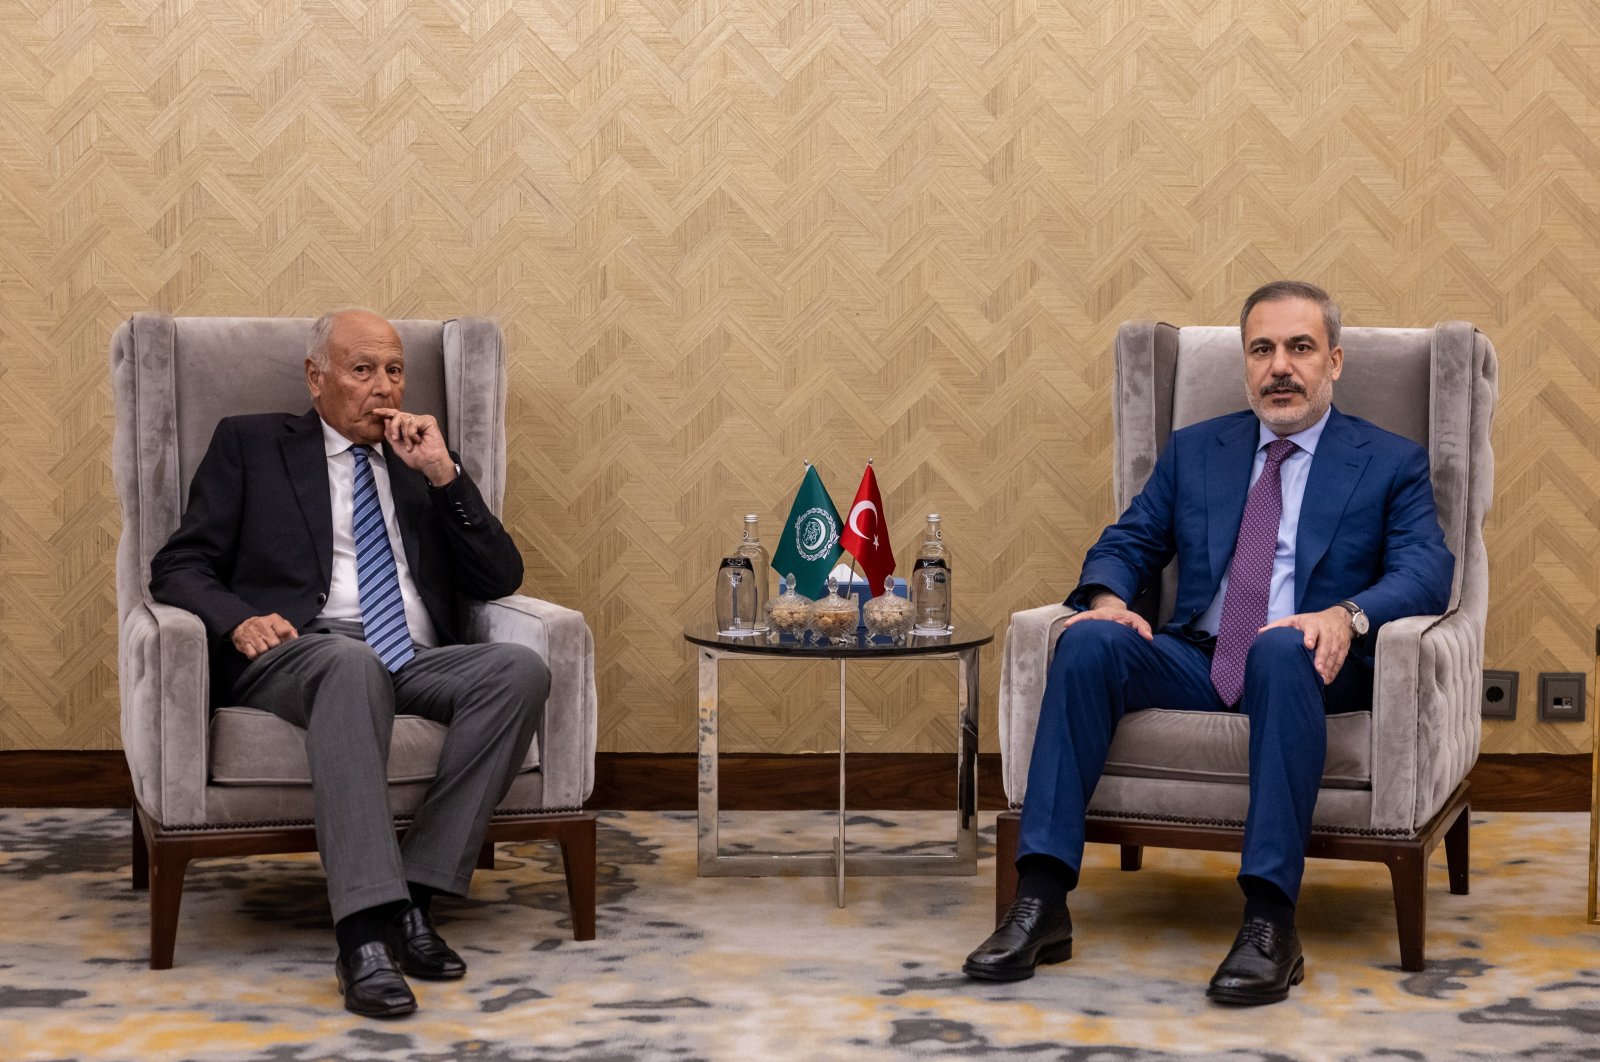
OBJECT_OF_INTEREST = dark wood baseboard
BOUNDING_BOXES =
[1456,752,1592,812]
[2,749,1591,813]
[0,751,133,807]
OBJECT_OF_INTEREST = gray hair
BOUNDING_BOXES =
[1239,281,1342,349]
[306,308,381,370]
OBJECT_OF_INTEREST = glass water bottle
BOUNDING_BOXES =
[910,513,952,633]
[736,513,771,630]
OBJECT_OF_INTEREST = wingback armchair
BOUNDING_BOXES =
[111,313,599,969]
[995,321,1497,971]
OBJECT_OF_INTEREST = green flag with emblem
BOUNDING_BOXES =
[772,464,843,599]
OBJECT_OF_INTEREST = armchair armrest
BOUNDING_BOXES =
[998,603,1078,806]
[119,600,210,826]
[467,595,597,809]
[1368,610,1482,833]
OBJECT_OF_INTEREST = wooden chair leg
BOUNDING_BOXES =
[1120,844,1144,871]
[994,811,1020,927]
[131,808,149,891]
[1444,805,1470,896]
[476,842,496,870]
[557,817,597,941]
[148,841,191,971]
[1387,846,1427,972]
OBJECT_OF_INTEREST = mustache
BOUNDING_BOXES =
[1260,377,1305,397]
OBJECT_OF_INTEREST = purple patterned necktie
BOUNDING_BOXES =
[1210,438,1298,706]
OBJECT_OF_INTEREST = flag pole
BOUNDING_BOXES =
[845,457,872,603]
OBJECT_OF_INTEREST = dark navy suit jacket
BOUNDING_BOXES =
[149,409,524,700]
[1069,406,1454,662]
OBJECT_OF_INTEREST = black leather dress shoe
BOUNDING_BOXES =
[962,897,1074,982]
[387,904,467,981]
[335,941,417,1018]
[1206,917,1305,1005]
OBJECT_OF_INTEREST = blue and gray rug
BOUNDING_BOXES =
[0,809,1596,1060]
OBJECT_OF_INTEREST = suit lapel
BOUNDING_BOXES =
[383,445,428,586]
[1293,409,1371,609]
[282,410,333,587]
[1206,416,1260,589]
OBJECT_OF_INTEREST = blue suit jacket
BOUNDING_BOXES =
[1070,407,1454,657]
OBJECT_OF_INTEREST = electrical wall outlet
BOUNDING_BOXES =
[1481,670,1518,720]
[1536,672,1586,723]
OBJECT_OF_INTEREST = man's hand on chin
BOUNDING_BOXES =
[373,408,456,487]
[1259,607,1352,684]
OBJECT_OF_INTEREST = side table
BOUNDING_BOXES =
[686,625,992,907]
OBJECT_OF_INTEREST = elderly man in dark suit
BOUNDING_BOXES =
[963,282,1454,1005]
[150,308,548,1018]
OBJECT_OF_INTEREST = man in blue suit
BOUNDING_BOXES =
[963,281,1454,1005]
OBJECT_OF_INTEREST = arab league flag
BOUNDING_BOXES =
[839,463,895,596]
[773,464,843,599]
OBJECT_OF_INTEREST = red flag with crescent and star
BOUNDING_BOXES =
[839,463,896,596]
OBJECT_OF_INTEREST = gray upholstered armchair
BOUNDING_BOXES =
[995,321,1497,971]
[111,313,599,969]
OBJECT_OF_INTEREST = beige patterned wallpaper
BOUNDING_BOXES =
[0,0,1596,756]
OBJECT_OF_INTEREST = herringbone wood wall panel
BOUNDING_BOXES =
[1,0,1595,755]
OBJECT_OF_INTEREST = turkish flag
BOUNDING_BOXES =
[839,464,896,596]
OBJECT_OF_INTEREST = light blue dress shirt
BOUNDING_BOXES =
[1193,407,1332,635]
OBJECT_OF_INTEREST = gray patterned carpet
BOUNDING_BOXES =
[1,808,1597,1060]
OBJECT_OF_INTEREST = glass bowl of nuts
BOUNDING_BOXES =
[809,576,859,643]
[766,574,813,637]
[863,590,914,642]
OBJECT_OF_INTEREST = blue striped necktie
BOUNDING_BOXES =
[351,445,415,671]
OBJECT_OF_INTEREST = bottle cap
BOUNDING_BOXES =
[928,513,941,520]
[745,513,758,521]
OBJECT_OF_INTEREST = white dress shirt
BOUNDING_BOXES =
[313,418,439,649]
[1193,407,1332,635]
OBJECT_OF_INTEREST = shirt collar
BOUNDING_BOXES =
[319,417,383,461]
[1256,406,1331,457]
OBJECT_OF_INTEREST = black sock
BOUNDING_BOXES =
[1240,876,1296,931]
[1015,854,1077,911]
[407,882,439,915]
[334,899,408,958]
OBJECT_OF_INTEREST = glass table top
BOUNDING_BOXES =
[683,624,992,659]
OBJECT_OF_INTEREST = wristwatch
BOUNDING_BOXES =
[1334,599,1370,638]
[427,462,462,490]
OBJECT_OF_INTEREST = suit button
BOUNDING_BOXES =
[316,593,327,605]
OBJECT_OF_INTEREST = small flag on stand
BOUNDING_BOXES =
[839,462,895,596]
[772,463,843,599]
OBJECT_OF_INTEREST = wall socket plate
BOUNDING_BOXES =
[1536,672,1586,723]
[1481,670,1518,719]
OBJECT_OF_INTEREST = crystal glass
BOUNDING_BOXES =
[714,556,760,636]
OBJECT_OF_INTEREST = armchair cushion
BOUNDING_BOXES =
[209,708,539,787]
[1105,709,1370,790]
